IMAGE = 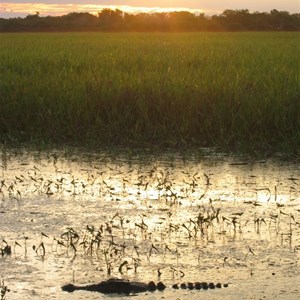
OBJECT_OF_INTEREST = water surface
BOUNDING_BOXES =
[0,149,299,299]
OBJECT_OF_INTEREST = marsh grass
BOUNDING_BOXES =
[0,32,299,153]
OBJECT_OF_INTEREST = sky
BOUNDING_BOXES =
[1,1,299,18]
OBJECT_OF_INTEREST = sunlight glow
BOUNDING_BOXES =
[0,3,206,17]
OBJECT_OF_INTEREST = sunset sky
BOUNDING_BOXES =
[1,1,299,18]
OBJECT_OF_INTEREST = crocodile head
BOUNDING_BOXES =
[61,283,76,292]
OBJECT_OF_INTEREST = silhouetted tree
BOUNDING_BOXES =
[98,9,124,31]
[168,11,199,31]
[0,9,299,32]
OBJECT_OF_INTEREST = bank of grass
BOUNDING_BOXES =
[0,32,299,154]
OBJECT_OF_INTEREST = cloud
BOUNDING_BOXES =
[1,1,298,18]
[0,2,207,18]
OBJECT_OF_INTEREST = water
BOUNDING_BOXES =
[0,148,299,299]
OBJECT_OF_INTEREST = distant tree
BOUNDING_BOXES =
[196,13,210,31]
[219,9,251,30]
[249,12,272,30]
[269,9,296,30]
[97,9,124,31]
[61,12,97,30]
[168,11,197,31]
[0,8,299,32]
[25,11,40,20]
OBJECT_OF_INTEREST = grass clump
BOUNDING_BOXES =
[0,32,299,154]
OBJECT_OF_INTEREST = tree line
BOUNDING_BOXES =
[0,9,299,32]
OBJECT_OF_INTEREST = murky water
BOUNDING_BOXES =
[0,148,299,299]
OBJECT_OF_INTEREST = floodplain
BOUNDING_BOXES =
[0,32,299,153]
[0,32,300,299]
[0,149,299,299]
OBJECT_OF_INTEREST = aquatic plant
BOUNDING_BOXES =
[0,279,9,300]
[0,240,11,257]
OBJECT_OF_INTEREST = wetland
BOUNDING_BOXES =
[0,148,299,299]
[1,30,300,300]
[1,32,300,153]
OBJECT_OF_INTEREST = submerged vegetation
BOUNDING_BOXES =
[0,32,300,154]
[2,151,299,298]
[0,150,299,299]
[0,279,10,300]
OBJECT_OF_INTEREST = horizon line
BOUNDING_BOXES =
[1,3,297,19]
[1,3,210,19]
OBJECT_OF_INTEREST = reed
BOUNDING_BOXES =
[0,32,299,154]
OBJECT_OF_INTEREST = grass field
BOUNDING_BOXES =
[0,32,299,154]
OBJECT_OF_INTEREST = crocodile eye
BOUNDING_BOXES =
[147,281,157,291]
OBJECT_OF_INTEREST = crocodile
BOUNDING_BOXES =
[61,278,228,294]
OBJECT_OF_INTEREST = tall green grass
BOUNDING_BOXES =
[0,32,299,154]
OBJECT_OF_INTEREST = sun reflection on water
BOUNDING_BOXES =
[0,149,299,299]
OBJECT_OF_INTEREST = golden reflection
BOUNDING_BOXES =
[0,150,297,207]
[1,150,299,299]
